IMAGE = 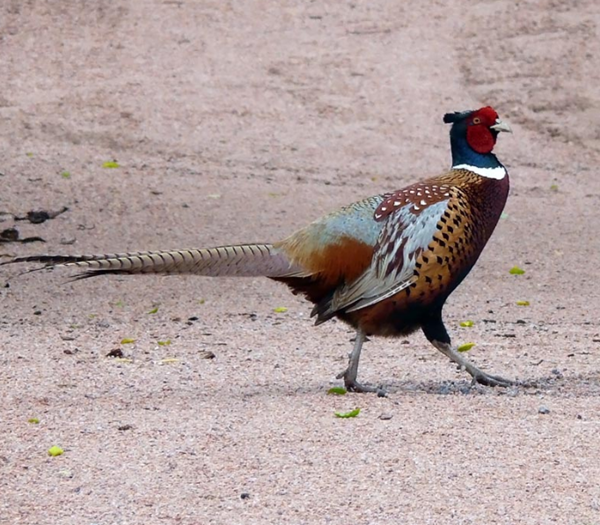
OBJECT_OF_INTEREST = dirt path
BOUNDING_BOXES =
[1,1,599,524]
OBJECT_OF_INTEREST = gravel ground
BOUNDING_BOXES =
[1,1,600,524]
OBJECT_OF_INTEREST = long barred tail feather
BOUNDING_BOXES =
[1,244,307,280]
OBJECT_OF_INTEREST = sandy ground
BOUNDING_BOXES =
[1,1,600,524]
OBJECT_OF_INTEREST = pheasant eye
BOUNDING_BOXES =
[472,117,481,125]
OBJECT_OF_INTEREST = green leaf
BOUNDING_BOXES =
[335,408,360,418]
[550,184,558,191]
[148,306,159,314]
[457,342,476,353]
[120,338,135,344]
[60,171,71,179]
[516,300,530,306]
[273,306,288,313]
[115,300,125,308]
[509,266,525,275]
[102,160,120,169]
[327,387,347,396]
[28,417,40,424]
[48,446,64,457]
[459,320,474,327]
[198,299,206,305]
[26,152,34,158]
[157,340,171,346]
[500,212,509,219]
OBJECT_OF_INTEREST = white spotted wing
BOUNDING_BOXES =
[324,197,451,315]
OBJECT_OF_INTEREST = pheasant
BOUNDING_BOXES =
[3,106,513,394]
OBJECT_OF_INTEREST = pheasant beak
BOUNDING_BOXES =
[490,118,512,133]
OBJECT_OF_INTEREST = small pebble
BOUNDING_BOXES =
[240,492,250,500]
[438,384,452,395]
[379,413,393,420]
[538,406,550,415]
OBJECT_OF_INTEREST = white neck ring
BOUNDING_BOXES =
[452,164,507,180]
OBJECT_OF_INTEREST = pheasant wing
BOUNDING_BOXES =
[313,185,462,321]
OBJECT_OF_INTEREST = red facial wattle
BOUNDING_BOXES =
[466,125,496,153]
[465,106,500,154]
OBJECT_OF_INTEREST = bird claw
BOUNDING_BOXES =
[470,371,514,388]
[346,381,388,397]
[337,369,387,396]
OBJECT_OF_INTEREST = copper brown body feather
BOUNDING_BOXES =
[272,235,374,305]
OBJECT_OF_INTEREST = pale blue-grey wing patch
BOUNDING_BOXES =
[310,194,386,248]
[325,199,450,314]
[274,194,386,280]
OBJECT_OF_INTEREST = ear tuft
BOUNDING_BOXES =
[443,110,473,124]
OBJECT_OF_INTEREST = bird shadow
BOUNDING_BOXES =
[235,371,600,399]
[359,371,600,398]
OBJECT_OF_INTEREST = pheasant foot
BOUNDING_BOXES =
[336,368,387,395]
[432,340,514,387]
[468,369,514,387]
[337,329,387,395]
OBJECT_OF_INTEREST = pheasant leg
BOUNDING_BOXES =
[431,340,514,387]
[336,330,385,394]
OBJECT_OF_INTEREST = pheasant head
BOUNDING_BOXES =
[444,106,511,178]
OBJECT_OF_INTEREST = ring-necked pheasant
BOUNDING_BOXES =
[3,106,513,394]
